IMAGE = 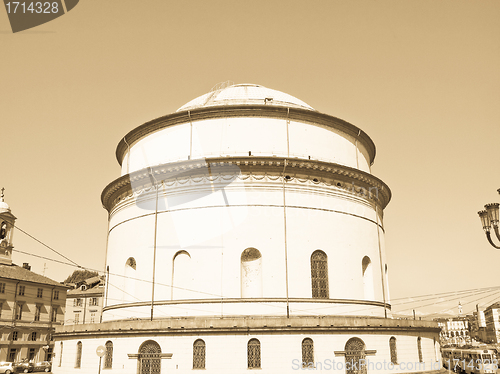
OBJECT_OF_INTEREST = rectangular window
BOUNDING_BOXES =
[51,307,57,322]
[74,313,80,324]
[53,290,59,300]
[29,348,35,361]
[18,285,25,296]
[8,348,16,362]
[34,305,41,321]
[47,347,53,362]
[0,283,5,293]
[30,332,37,341]
[15,302,23,320]
[0,302,2,318]
[73,298,82,307]
[90,312,95,323]
[12,331,18,341]
[90,297,98,306]
[37,288,43,298]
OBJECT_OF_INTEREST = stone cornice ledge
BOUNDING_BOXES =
[54,316,440,338]
[101,157,391,213]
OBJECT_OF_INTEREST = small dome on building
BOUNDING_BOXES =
[177,83,315,112]
[0,188,10,213]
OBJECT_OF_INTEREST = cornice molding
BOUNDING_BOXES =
[102,297,391,313]
[101,157,391,213]
[116,105,376,166]
[54,316,440,339]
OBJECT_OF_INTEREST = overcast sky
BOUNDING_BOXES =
[1,1,499,318]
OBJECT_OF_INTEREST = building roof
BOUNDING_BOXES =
[486,302,500,311]
[67,286,104,296]
[0,263,67,288]
[177,83,315,112]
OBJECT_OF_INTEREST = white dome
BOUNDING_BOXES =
[177,83,315,112]
[0,201,9,212]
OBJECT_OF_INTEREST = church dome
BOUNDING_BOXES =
[0,202,10,213]
[176,83,315,112]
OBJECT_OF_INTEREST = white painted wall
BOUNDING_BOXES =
[120,118,371,175]
[53,332,441,374]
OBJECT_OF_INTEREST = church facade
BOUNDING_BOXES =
[53,84,441,373]
[0,192,68,364]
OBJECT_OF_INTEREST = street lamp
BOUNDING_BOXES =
[478,189,500,249]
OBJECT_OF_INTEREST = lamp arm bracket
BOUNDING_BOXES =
[486,231,500,249]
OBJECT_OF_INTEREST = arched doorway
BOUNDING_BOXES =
[345,338,367,374]
[139,340,161,374]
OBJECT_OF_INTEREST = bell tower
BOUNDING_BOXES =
[0,188,16,265]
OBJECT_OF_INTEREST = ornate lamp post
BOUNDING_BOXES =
[478,189,500,249]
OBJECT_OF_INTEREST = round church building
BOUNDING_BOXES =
[53,83,441,374]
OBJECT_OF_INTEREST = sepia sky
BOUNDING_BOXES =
[1,0,499,317]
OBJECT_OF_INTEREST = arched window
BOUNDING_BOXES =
[123,257,137,302]
[389,337,397,364]
[193,339,206,369]
[104,341,113,369]
[126,257,136,270]
[59,342,63,367]
[172,251,192,300]
[362,256,374,300]
[247,338,261,369]
[139,340,161,374]
[75,341,82,368]
[0,222,7,240]
[345,338,366,374]
[311,250,328,298]
[241,248,262,298]
[302,338,314,368]
[417,337,423,362]
[30,331,37,341]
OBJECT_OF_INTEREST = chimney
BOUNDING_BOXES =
[22,263,31,271]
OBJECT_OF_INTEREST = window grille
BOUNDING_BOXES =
[417,337,423,362]
[247,338,261,369]
[139,340,161,374]
[193,339,206,369]
[75,341,82,368]
[126,257,137,270]
[345,337,367,374]
[389,337,397,364]
[311,250,329,298]
[302,338,314,368]
[104,341,113,369]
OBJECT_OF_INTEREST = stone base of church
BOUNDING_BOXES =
[52,316,442,374]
